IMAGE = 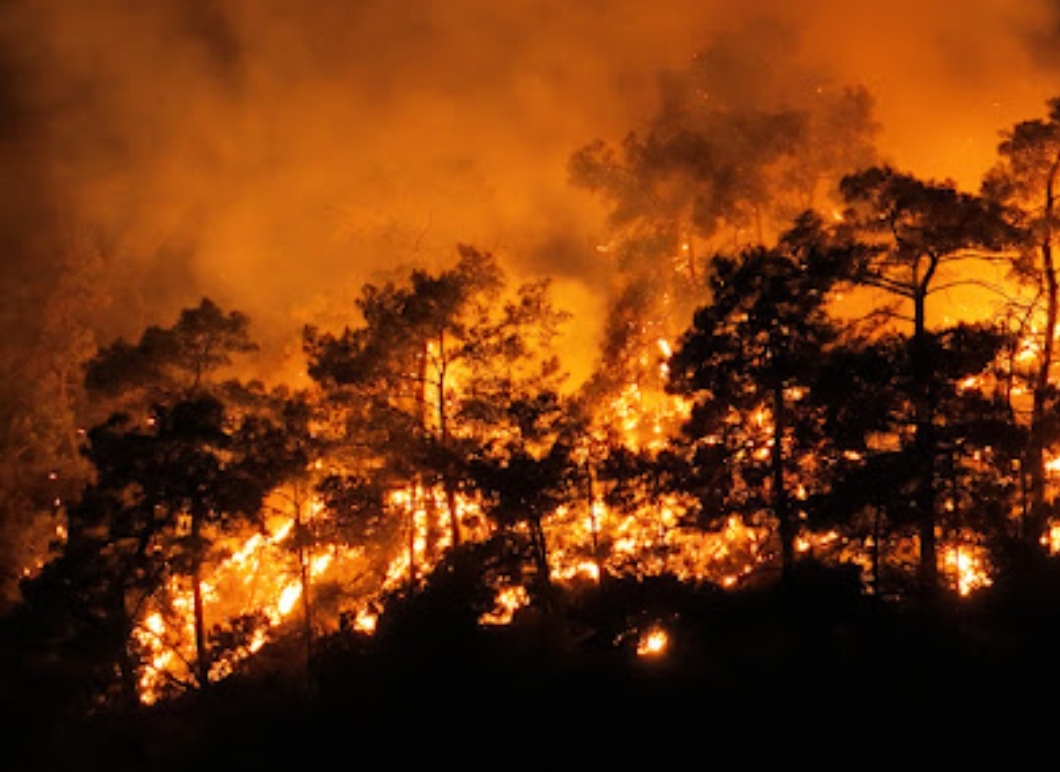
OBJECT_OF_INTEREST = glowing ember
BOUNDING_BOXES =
[636,627,669,657]
[130,498,377,703]
[1046,455,1060,476]
[479,585,531,626]
[1043,523,1060,555]
[309,553,333,577]
[795,530,839,555]
[942,544,992,596]
[352,608,378,634]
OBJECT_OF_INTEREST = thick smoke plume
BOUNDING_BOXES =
[0,0,1058,368]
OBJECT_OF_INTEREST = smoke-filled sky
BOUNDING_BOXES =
[2,0,1059,375]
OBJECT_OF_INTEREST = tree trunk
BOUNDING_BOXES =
[407,487,419,587]
[585,461,604,584]
[191,508,210,690]
[772,381,795,582]
[423,481,439,562]
[435,330,462,548]
[1027,160,1058,553]
[529,519,554,613]
[115,594,140,710]
[295,487,313,675]
[913,285,939,602]
[444,479,461,548]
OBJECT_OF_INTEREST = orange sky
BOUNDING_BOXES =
[1,0,1058,375]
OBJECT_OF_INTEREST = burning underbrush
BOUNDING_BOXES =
[125,477,1000,706]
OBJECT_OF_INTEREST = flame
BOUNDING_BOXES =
[795,530,838,554]
[941,543,992,597]
[131,502,373,704]
[636,627,669,657]
[479,585,531,626]
[276,582,302,618]
[352,608,378,634]
[126,295,1035,706]
[310,553,333,577]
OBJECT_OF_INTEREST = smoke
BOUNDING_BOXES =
[0,0,1058,373]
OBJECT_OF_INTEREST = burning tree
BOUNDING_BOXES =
[834,167,1016,598]
[811,324,1022,597]
[562,42,880,589]
[469,391,579,610]
[569,32,877,285]
[982,96,1060,555]
[304,246,569,600]
[667,214,851,583]
[21,298,303,705]
[0,233,103,610]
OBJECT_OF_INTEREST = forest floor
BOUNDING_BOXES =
[7,566,1060,769]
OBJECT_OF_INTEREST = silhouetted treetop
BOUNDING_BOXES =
[85,298,257,401]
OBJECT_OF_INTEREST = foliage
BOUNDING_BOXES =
[305,245,570,560]
[569,41,877,279]
[981,96,1060,552]
[85,297,257,409]
[667,215,851,577]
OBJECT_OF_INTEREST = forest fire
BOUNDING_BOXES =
[126,293,1032,704]
[6,10,1060,756]
[131,512,346,703]
[130,484,492,702]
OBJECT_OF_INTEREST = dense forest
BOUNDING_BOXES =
[4,25,1060,764]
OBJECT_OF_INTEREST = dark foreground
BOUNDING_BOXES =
[6,568,1060,769]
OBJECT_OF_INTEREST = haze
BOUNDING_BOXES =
[2,0,1058,375]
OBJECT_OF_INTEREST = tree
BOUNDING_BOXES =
[837,167,1014,598]
[306,247,569,573]
[667,214,850,582]
[469,390,578,608]
[810,324,1021,597]
[63,298,273,696]
[0,233,103,610]
[568,35,877,285]
[85,297,257,412]
[567,40,879,546]
[234,388,326,676]
[305,247,505,556]
[91,396,280,693]
[982,96,1060,553]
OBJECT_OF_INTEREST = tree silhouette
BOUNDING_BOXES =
[305,247,504,555]
[86,298,257,410]
[982,96,1060,554]
[837,167,1014,599]
[810,324,1021,596]
[469,391,577,608]
[305,247,568,579]
[569,43,877,282]
[70,298,273,694]
[668,214,850,582]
